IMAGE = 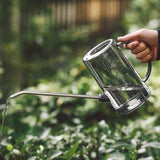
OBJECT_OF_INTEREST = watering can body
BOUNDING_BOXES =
[83,39,150,115]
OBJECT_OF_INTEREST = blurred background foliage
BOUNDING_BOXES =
[123,0,160,32]
[0,0,160,159]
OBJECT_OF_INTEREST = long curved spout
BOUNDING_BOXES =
[9,90,109,102]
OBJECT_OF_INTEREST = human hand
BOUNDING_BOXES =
[118,29,158,63]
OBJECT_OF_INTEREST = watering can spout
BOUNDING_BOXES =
[9,90,109,102]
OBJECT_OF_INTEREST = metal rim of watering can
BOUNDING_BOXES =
[83,39,113,61]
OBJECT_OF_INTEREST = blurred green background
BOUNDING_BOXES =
[0,0,160,159]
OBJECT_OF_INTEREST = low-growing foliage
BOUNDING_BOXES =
[0,58,160,160]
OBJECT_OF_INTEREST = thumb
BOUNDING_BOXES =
[117,36,130,42]
[118,31,141,42]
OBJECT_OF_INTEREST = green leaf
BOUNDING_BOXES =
[28,156,36,160]
[66,142,79,160]
[60,142,79,160]
[142,142,160,149]
[50,151,62,159]
[109,151,125,160]
[110,141,130,149]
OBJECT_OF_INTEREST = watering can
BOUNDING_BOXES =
[83,39,151,115]
[9,39,151,115]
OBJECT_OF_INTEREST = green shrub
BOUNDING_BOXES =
[123,0,160,32]
[0,57,160,159]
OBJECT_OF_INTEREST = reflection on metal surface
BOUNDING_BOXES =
[83,39,151,115]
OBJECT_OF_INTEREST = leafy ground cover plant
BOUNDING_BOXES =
[0,58,160,160]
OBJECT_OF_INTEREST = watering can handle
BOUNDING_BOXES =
[117,41,152,83]
[141,59,152,82]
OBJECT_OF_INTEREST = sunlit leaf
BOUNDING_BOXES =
[108,151,125,160]
[50,151,62,159]
[142,142,160,149]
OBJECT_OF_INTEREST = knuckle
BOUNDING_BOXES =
[141,58,147,63]
[141,59,146,63]
[138,28,146,39]
[136,54,141,59]
[139,28,146,34]
[148,54,152,59]
[131,50,136,54]
[124,44,129,49]
[125,44,131,49]
[146,48,150,53]
[140,42,146,49]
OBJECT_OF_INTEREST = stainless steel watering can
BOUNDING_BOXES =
[83,39,151,115]
[8,39,151,116]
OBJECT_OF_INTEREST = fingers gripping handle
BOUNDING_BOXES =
[117,41,152,83]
